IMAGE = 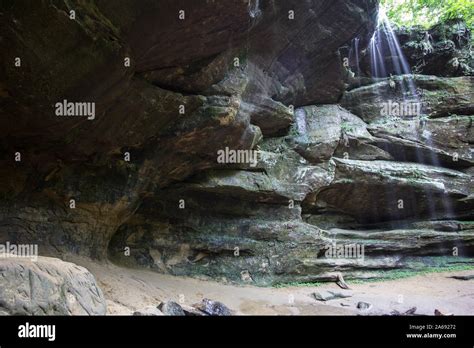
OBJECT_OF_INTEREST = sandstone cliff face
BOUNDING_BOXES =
[0,0,472,286]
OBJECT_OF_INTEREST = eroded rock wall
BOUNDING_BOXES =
[0,0,472,285]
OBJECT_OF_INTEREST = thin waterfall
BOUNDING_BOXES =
[349,37,362,85]
[367,7,454,222]
[354,37,361,79]
[369,8,416,96]
[248,0,261,19]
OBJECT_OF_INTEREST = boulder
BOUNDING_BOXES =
[0,256,106,315]
[242,97,293,136]
[157,301,185,316]
[289,105,392,163]
[193,298,233,316]
[181,304,207,316]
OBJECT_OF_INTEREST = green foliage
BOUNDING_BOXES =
[382,0,474,29]
[273,263,474,288]
[273,281,323,288]
[348,263,474,284]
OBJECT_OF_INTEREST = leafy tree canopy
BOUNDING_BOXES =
[382,0,474,29]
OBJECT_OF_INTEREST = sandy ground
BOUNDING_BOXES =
[68,257,474,316]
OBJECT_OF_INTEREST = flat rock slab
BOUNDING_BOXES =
[450,274,474,280]
[311,290,353,302]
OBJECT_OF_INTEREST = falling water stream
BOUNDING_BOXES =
[350,7,454,224]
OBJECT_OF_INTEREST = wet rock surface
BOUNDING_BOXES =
[354,19,473,79]
[398,20,473,77]
[341,75,473,122]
